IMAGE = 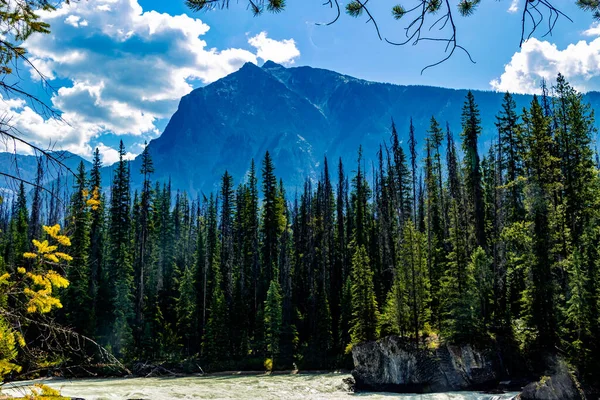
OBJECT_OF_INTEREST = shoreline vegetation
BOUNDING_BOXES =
[1,74,600,400]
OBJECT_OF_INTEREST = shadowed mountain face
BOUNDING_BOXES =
[22,63,600,197]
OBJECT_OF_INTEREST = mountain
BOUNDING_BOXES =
[0,151,92,195]
[27,64,600,196]
[124,61,566,195]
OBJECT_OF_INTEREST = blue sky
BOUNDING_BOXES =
[1,0,599,164]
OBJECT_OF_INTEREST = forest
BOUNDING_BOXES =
[0,73,599,385]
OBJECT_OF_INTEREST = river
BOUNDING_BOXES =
[3,374,519,399]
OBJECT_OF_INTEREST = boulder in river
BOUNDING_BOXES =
[518,359,585,400]
[351,335,503,393]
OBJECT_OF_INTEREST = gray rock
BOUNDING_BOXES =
[351,335,500,393]
[518,360,585,400]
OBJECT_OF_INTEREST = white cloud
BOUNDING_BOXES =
[12,0,301,160]
[490,36,600,94]
[508,0,519,13]
[583,22,600,37]
[96,142,136,166]
[64,15,88,28]
[0,93,100,156]
[248,31,300,65]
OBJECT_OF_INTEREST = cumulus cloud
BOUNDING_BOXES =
[583,22,600,37]
[0,94,100,156]
[8,0,301,160]
[248,31,300,65]
[490,36,600,94]
[508,0,519,13]
[96,143,137,166]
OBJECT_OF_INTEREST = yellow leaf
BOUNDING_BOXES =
[17,267,26,274]
[44,254,59,263]
[54,252,73,262]
[56,235,71,246]
[23,252,37,259]
[42,224,61,239]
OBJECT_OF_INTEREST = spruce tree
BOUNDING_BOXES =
[64,162,93,336]
[461,91,486,249]
[264,278,283,367]
[106,140,134,357]
[349,245,378,347]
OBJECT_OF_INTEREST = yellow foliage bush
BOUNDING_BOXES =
[264,358,273,371]
[0,224,72,389]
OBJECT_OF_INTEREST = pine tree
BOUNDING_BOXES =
[425,117,446,328]
[264,278,283,367]
[409,118,418,225]
[106,140,134,357]
[496,92,524,223]
[176,264,197,356]
[461,91,486,249]
[64,162,93,335]
[399,220,430,345]
[261,152,280,301]
[28,158,43,242]
[219,171,235,310]
[204,264,228,364]
[521,96,560,354]
[8,183,28,269]
[89,148,105,336]
[349,245,378,347]
[390,120,412,225]
[134,142,154,350]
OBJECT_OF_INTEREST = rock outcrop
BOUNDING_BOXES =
[518,359,585,400]
[351,336,502,393]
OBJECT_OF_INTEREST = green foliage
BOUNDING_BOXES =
[392,5,406,19]
[349,245,379,346]
[264,279,282,364]
[443,247,487,343]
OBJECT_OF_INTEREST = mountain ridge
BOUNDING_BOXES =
[119,62,600,195]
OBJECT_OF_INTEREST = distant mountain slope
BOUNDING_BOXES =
[0,151,91,194]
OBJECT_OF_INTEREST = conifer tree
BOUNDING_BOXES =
[28,158,44,242]
[264,278,283,367]
[425,118,446,328]
[390,120,412,225]
[64,162,93,335]
[8,183,29,269]
[349,245,378,347]
[461,91,486,250]
[90,148,107,339]
[521,96,560,354]
[261,152,279,301]
[106,140,134,357]
[134,142,154,349]
[399,220,430,345]
[409,118,418,225]
[176,264,197,356]
[496,92,524,223]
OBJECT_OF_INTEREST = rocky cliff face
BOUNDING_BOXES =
[351,336,591,399]
[351,336,501,393]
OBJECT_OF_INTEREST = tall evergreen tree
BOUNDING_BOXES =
[64,162,93,335]
[349,245,378,347]
[106,140,134,357]
[461,91,486,249]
